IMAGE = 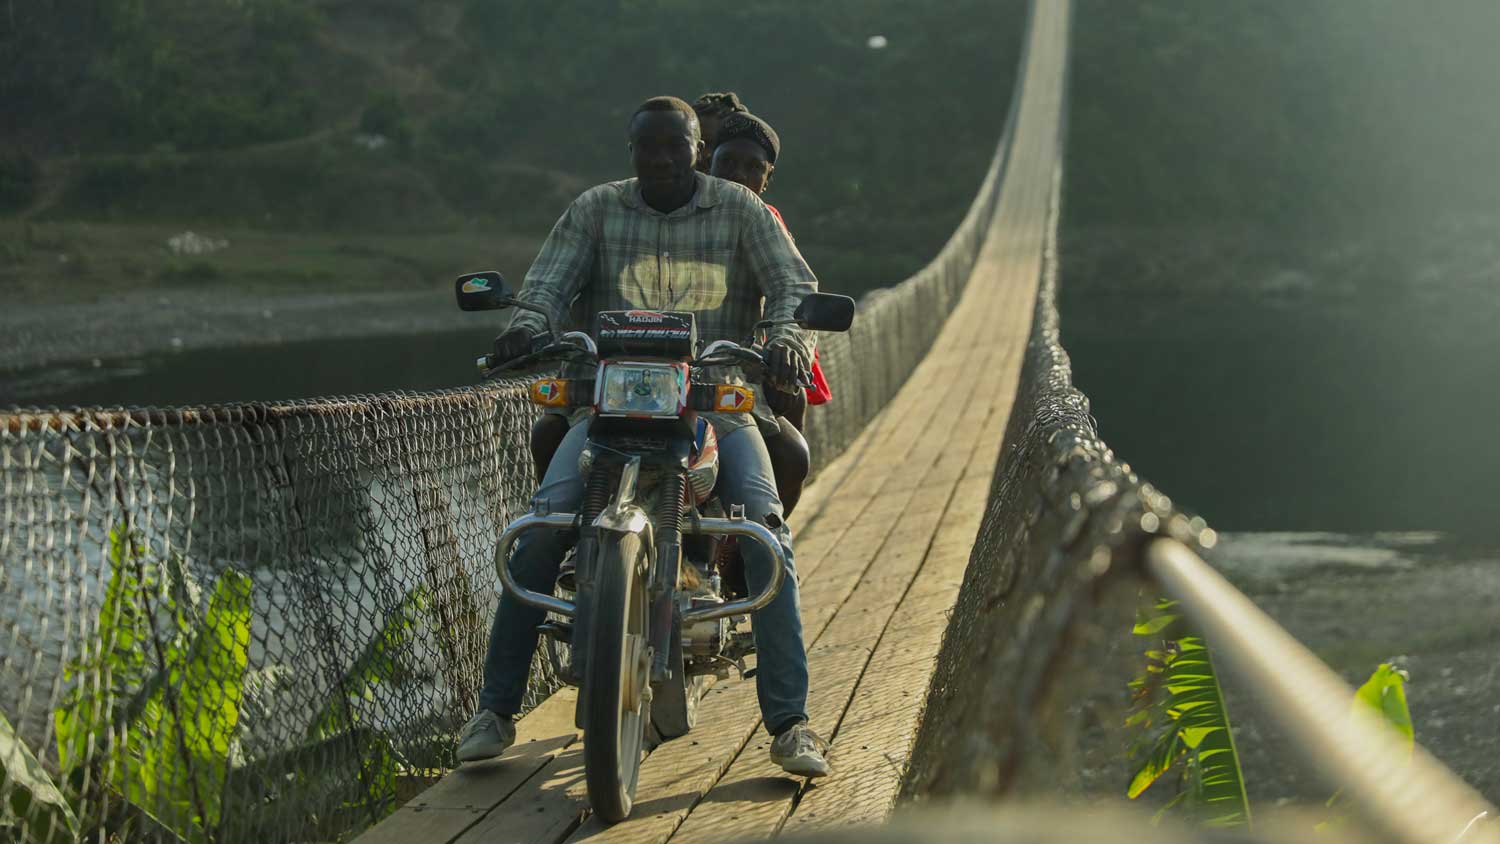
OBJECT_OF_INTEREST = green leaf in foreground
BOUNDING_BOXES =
[1,710,80,844]
[1353,663,1413,752]
[53,525,254,841]
[122,568,253,838]
[1319,663,1414,833]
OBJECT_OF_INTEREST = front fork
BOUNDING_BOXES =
[648,492,682,683]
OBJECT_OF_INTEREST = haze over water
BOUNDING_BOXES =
[1062,0,1500,538]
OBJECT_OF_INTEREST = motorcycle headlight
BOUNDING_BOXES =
[597,362,687,417]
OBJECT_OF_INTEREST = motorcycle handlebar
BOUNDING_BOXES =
[480,338,809,389]
[478,337,596,377]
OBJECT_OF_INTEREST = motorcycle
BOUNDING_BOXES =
[455,271,854,822]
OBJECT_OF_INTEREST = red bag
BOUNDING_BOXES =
[806,349,832,406]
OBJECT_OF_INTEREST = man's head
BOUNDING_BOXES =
[692,92,749,173]
[629,96,703,202]
[710,112,779,195]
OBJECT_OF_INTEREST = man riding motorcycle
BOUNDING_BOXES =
[456,95,832,778]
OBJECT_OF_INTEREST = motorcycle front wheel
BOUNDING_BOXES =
[583,531,651,823]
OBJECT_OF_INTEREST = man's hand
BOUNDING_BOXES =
[764,338,810,393]
[491,327,535,365]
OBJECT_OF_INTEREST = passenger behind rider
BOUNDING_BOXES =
[709,110,833,516]
[691,91,749,174]
[457,95,832,778]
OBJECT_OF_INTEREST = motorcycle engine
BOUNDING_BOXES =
[681,595,728,658]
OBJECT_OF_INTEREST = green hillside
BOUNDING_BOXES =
[1,0,1028,303]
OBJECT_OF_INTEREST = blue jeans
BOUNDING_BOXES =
[479,418,810,735]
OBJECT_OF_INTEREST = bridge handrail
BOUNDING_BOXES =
[1146,538,1496,844]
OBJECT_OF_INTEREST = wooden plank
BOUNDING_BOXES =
[661,446,976,843]
[664,644,874,844]
[564,682,763,844]
[667,542,935,844]
[453,746,591,844]
[354,688,581,844]
[783,621,955,834]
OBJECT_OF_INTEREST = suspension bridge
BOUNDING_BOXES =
[351,3,1064,840]
[1,2,1495,843]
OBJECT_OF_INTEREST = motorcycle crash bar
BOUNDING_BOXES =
[492,507,789,624]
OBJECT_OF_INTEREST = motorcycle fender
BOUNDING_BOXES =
[593,504,652,537]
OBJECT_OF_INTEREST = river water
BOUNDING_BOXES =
[0,326,501,408]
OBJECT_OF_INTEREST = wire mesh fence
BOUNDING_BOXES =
[0,109,1012,843]
[903,164,1220,802]
[1,390,552,842]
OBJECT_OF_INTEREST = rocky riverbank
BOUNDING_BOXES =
[1,285,480,374]
[1214,532,1500,806]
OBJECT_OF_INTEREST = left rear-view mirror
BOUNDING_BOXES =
[455,271,515,311]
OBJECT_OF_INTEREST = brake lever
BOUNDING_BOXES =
[692,349,766,369]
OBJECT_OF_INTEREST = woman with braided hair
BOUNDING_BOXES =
[709,110,833,516]
[691,91,749,173]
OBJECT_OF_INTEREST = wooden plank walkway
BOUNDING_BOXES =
[354,2,1068,841]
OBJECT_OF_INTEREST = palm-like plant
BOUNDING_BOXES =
[1126,599,1251,828]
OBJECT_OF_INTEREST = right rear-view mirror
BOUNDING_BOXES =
[455,271,515,311]
[793,293,855,332]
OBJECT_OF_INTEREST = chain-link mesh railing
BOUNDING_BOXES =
[0,98,1015,844]
[1,389,555,842]
[902,162,1217,802]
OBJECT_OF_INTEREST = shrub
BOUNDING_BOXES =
[0,151,41,213]
[360,92,411,146]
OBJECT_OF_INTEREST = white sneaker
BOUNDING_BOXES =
[769,722,831,778]
[456,710,516,762]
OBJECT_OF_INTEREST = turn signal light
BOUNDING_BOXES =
[529,379,570,407]
[713,385,755,413]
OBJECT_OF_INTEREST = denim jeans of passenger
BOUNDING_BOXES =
[478,418,810,735]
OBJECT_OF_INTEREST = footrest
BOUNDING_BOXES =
[537,619,573,644]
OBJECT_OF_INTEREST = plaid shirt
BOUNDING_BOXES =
[508,172,819,433]
[509,172,816,356]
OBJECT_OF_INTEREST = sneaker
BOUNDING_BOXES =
[769,722,831,778]
[456,710,516,762]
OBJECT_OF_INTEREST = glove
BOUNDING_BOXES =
[491,326,535,365]
[764,338,810,393]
